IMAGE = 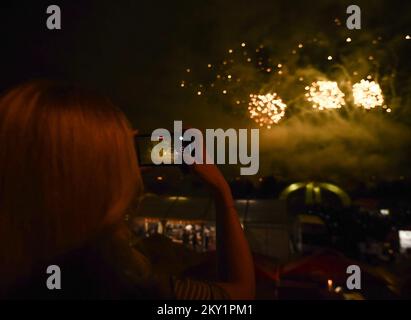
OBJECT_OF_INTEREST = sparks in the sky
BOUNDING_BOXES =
[306,81,346,110]
[352,79,384,110]
[248,93,287,128]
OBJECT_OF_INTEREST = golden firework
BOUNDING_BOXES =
[306,81,345,110]
[248,93,287,129]
[352,79,384,110]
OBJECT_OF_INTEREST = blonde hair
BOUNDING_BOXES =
[0,80,141,294]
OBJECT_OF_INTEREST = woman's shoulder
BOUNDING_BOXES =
[93,222,176,299]
[8,222,229,300]
[8,223,173,299]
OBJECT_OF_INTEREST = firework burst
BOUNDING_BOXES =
[305,81,346,110]
[248,93,287,128]
[352,79,384,110]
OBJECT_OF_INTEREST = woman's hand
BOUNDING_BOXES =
[187,133,231,196]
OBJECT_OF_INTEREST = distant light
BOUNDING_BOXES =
[222,90,227,94]
[399,230,411,251]
[228,49,233,53]
[298,43,303,48]
[278,70,283,75]
[327,279,333,291]
[406,35,411,40]
[380,209,390,216]
[207,63,212,68]
[168,196,188,201]
[277,63,283,68]
[266,68,272,73]
[335,286,343,293]
[346,37,352,43]
[386,108,392,113]
[368,56,374,61]
[197,91,202,95]
[180,82,185,87]
[237,199,256,204]
[227,74,232,79]
[156,176,163,181]
[186,68,191,73]
[247,58,252,62]
[327,55,333,60]
[241,42,246,47]
[236,100,240,104]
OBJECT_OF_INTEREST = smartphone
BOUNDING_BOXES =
[134,133,194,166]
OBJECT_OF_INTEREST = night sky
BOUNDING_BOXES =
[1,0,411,181]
